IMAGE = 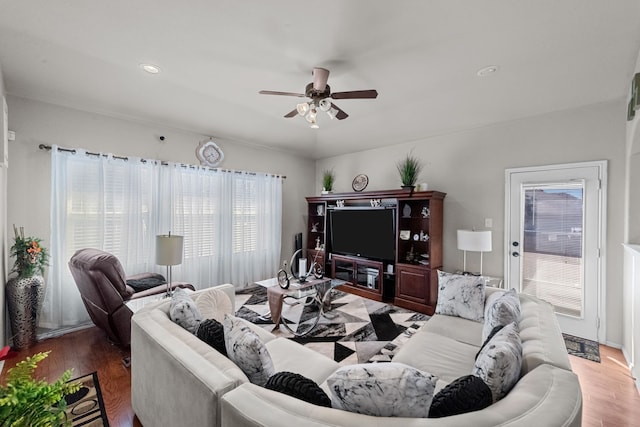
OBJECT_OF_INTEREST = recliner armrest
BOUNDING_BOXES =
[129,282,195,299]
[127,272,166,282]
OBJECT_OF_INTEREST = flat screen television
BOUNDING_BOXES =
[329,208,396,261]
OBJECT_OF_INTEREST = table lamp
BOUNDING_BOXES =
[156,232,184,297]
[457,230,492,275]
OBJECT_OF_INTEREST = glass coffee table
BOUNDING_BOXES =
[266,278,346,337]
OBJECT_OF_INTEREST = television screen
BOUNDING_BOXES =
[329,208,396,261]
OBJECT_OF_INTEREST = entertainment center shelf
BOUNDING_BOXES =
[306,189,445,314]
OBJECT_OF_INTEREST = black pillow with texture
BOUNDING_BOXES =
[196,318,227,357]
[264,371,331,407]
[428,374,493,418]
[126,277,166,292]
[475,324,505,360]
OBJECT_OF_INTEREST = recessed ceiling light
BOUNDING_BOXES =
[140,64,161,74]
[476,65,499,77]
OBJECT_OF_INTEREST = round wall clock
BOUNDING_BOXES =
[352,174,369,192]
[196,138,225,167]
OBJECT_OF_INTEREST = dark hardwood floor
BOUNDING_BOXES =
[1,326,639,426]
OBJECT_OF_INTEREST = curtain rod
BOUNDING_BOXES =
[38,144,286,179]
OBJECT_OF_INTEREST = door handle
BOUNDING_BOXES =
[512,252,520,257]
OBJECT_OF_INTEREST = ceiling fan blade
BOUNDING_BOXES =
[331,89,378,100]
[313,68,330,91]
[331,103,349,120]
[259,90,306,97]
[284,109,298,118]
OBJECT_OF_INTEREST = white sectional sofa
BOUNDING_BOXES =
[131,284,582,427]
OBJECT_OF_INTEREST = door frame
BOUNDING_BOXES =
[504,160,607,342]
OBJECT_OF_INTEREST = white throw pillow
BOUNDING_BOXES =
[195,288,233,323]
[223,315,275,387]
[169,288,202,334]
[473,321,522,402]
[482,288,521,341]
[326,362,438,417]
[435,271,486,322]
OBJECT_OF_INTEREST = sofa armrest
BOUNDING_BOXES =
[131,305,248,427]
[221,365,582,427]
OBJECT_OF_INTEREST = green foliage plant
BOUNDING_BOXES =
[9,225,50,278]
[322,169,335,192]
[396,152,423,187]
[0,351,80,427]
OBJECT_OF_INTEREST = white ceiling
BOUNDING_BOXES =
[1,1,640,159]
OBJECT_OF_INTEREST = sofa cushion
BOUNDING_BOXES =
[326,363,437,417]
[473,321,522,402]
[420,313,484,347]
[518,293,572,374]
[196,318,227,357]
[394,330,479,384]
[265,337,339,385]
[482,288,521,341]
[224,315,275,387]
[169,288,202,334]
[265,371,331,408]
[435,271,485,322]
[428,374,493,418]
[195,288,233,323]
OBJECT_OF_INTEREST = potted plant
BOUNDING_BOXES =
[321,169,334,194]
[0,350,80,426]
[6,226,50,349]
[396,152,423,191]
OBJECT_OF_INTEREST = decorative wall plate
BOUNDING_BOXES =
[352,174,369,192]
[196,138,224,167]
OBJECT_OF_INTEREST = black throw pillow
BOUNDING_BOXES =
[428,374,493,418]
[264,371,331,408]
[475,324,505,360]
[196,318,227,357]
[126,277,166,292]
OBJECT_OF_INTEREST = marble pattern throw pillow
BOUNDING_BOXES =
[326,362,438,417]
[435,270,486,322]
[482,288,521,341]
[223,314,275,386]
[473,321,522,402]
[169,288,202,334]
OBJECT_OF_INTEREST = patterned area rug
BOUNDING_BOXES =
[65,372,110,426]
[235,286,430,365]
[563,333,601,363]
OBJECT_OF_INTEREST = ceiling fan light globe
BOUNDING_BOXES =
[305,109,317,123]
[310,122,319,129]
[318,99,331,112]
[327,108,337,119]
[296,102,309,116]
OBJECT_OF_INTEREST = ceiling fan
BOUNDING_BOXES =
[259,67,378,128]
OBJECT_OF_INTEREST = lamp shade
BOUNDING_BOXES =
[457,230,492,252]
[156,234,184,266]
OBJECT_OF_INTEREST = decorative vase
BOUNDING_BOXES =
[6,275,46,350]
[401,185,415,193]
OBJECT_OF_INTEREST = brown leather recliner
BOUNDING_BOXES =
[68,248,195,347]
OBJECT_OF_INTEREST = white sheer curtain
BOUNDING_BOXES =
[163,164,282,290]
[45,148,282,330]
[44,146,160,329]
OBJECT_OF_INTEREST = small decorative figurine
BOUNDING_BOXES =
[421,207,430,218]
[311,223,319,232]
[315,237,321,250]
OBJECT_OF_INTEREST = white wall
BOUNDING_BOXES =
[0,63,6,347]
[316,100,627,346]
[6,95,314,286]
[622,49,640,383]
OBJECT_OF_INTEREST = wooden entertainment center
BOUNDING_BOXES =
[306,189,445,314]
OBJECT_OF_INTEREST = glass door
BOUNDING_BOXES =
[506,162,605,341]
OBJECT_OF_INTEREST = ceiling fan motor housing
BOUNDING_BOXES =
[305,82,331,100]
